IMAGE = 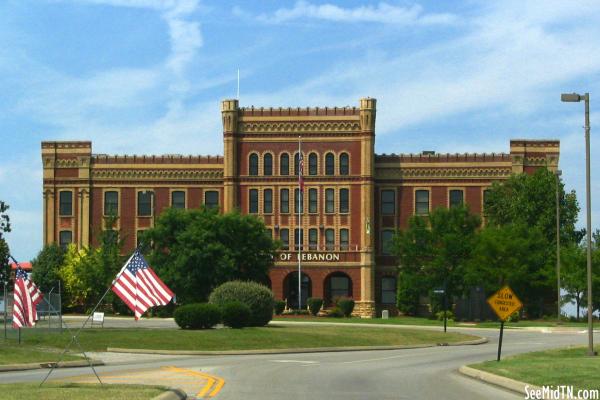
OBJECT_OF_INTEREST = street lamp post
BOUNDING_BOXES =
[561,92,595,356]
[555,169,562,323]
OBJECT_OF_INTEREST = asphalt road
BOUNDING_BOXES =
[1,324,597,400]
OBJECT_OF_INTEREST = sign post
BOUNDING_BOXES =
[433,287,447,333]
[487,286,523,361]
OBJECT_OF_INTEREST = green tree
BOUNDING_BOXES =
[485,168,580,246]
[0,200,11,284]
[466,224,549,317]
[393,205,481,314]
[560,244,587,319]
[31,244,65,294]
[144,207,278,304]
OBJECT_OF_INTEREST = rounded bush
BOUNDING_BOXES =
[337,298,355,317]
[209,281,274,326]
[174,303,221,330]
[222,301,251,328]
[274,300,286,315]
[307,298,323,316]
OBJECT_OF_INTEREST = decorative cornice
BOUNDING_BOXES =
[375,167,512,180]
[238,121,360,134]
[91,169,224,181]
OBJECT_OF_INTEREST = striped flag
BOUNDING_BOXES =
[12,267,43,328]
[111,250,174,320]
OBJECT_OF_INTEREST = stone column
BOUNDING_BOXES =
[222,99,239,213]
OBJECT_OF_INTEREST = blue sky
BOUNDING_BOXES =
[1,0,600,261]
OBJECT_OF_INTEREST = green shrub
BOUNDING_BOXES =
[307,298,323,316]
[209,281,274,326]
[507,311,520,322]
[274,300,286,315]
[336,298,355,317]
[174,303,221,330]
[221,301,251,329]
[435,310,455,321]
[328,307,344,318]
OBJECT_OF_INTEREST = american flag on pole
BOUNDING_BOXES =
[12,267,43,328]
[111,250,174,320]
[298,152,304,192]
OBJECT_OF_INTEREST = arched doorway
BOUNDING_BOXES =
[283,272,312,309]
[324,272,353,305]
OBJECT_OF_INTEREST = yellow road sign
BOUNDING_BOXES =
[487,286,523,321]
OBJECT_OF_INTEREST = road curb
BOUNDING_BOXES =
[458,365,541,395]
[0,359,104,372]
[106,337,487,356]
[152,387,187,400]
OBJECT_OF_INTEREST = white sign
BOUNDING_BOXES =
[279,253,340,262]
[92,312,105,325]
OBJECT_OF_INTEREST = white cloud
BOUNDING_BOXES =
[243,1,458,25]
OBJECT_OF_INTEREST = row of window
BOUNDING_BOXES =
[380,188,491,215]
[249,188,350,214]
[106,190,219,217]
[249,152,350,176]
[275,228,350,251]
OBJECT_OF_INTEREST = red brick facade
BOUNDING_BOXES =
[41,98,560,317]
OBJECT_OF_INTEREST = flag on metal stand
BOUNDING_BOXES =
[12,265,43,328]
[112,249,174,320]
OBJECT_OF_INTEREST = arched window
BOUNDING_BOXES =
[280,153,289,175]
[325,153,335,175]
[263,153,273,176]
[249,153,259,176]
[294,153,302,176]
[325,272,352,305]
[339,153,349,175]
[308,153,318,175]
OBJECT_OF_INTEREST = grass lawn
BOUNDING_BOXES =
[0,343,81,365]
[0,383,165,400]
[273,316,590,329]
[5,325,478,352]
[470,346,600,391]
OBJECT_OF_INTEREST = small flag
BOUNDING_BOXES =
[298,152,304,192]
[12,267,43,328]
[112,250,174,320]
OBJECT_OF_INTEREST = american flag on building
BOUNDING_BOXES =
[111,250,174,320]
[12,267,43,328]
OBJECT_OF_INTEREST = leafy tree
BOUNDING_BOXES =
[393,205,481,314]
[485,168,581,246]
[144,207,278,304]
[59,244,94,310]
[0,200,11,284]
[31,244,65,294]
[560,244,587,319]
[466,224,549,317]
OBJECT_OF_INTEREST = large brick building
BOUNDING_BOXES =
[41,98,560,317]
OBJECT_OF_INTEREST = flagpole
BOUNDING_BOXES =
[298,135,302,310]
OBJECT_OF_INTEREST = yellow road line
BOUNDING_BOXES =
[162,366,225,398]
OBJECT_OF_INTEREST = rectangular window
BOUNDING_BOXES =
[340,228,349,250]
[295,188,303,214]
[171,190,186,209]
[339,188,349,213]
[308,188,318,213]
[381,277,396,304]
[137,191,153,217]
[59,191,73,216]
[325,188,334,213]
[205,191,219,209]
[294,228,304,251]
[309,228,318,250]
[59,231,72,250]
[381,190,395,215]
[249,189,259,213]
[415,190,429,215]
[381,230,394,255]
[449,189,463,207]
[104,191,118,216]
[325,228,335,251]
[280,189,289,213]
[280,228,289,250]
[264,189,273,213]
